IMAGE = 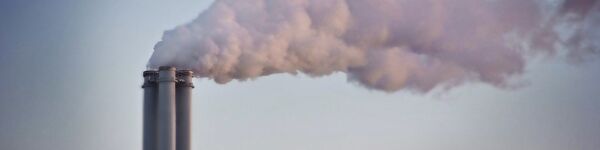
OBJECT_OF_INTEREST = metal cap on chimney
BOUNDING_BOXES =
[143,70,158,77]
[142,71,158,88]
[176,70,194,88]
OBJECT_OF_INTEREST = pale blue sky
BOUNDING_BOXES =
[1,0,599,150]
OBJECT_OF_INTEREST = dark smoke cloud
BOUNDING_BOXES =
[148,0,600,92]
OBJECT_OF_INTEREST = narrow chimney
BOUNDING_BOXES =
[176,70,194,150]
[142,71,158,150]
[157,66,177,150]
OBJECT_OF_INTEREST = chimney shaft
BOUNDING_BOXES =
[143,71,158,150]
[157,66,177,150]
[176,70,194,150]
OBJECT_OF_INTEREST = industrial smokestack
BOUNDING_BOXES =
[176,70,193,150]
[157,66,177,150]
[142,71,158,150]
[143,67,194,150]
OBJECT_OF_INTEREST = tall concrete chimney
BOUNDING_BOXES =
[176,70,193,150]
[143,67,194,150]
[157,66,177,150]
[143,71,158,150]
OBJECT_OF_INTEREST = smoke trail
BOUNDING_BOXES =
[148,0,599,92]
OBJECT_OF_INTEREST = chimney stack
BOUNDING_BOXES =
[142,71,158,150]
[176,70,193,150]
[143,66,194,150]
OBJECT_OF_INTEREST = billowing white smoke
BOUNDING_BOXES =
[148,0,599,92]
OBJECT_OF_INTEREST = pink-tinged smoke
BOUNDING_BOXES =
[148,0,600,92]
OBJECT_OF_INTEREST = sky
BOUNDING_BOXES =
[0,0,599,150]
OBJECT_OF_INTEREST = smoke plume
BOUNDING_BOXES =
[148,0,599,92]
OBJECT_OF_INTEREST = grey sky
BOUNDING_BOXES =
[1,0,599,150]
